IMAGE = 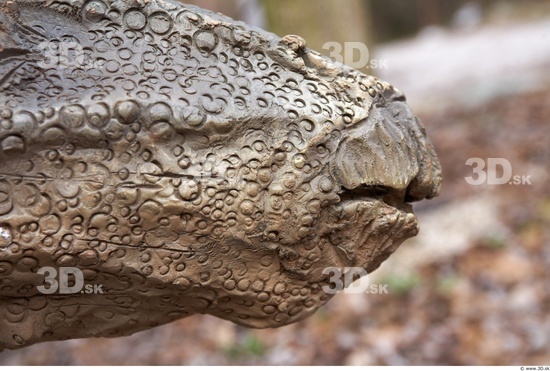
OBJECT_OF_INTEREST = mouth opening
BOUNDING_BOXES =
[338,185,413,213]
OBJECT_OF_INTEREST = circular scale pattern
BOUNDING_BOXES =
[0,0,441,350]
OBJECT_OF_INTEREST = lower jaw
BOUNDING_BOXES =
[328,196,419,270]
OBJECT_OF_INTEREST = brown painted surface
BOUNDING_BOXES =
[0,0,441,350]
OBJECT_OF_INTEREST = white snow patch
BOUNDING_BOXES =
[375,19,550,113]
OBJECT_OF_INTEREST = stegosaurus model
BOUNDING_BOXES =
[0,0,442,350]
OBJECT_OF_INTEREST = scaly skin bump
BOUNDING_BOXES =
[0,0,442,350]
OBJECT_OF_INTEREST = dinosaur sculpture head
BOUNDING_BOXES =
[0,0,441,350]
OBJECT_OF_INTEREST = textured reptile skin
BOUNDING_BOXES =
[0,0,441,350]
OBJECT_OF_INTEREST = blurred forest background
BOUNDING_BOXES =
[1,0,550,366]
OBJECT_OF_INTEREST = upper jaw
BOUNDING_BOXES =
[330,97,442,212]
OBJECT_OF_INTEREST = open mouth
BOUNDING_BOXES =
[338,184,413,214]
